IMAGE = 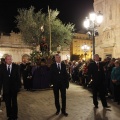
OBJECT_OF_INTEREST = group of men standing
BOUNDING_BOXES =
[0,54,69,120]
[0,53,113,120]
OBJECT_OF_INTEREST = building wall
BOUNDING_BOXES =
[60,50,70,61]
[70,33,92,60]
[0,32,93,62]
[0,32,32,62]
[0,32,70,62]
[94,0,120,59]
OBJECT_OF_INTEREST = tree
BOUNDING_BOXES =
[16,6,74,52]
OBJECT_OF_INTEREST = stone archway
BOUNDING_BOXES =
[22,54,30,63]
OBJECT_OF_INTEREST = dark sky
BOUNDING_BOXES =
[0,0,94,33]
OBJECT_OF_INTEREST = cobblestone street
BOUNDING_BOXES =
[0,83,120,120]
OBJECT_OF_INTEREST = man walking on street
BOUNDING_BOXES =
[50,54,69,116]
[0,55,20,120]
[88,54,110,108]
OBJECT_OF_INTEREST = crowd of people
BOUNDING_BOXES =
[0,54,120,119]
[65,55,120,106]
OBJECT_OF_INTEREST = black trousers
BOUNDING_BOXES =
[26,78,33,90]
[92,85,107,107]
[4,91,18,119]
[113,84,120,101]
[53,82,66,113]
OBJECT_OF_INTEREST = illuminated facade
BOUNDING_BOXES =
[94,0,120,59]
[70,33,92,60]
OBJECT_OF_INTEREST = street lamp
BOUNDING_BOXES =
[81,44,90,61]
[83,11,103,56]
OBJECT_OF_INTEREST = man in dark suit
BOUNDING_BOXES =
[0,58,5,102]
[50,54,69,116]
[0,55,20,120]
[88,54,110,108]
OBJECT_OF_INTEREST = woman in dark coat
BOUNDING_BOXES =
[111,60,120,104]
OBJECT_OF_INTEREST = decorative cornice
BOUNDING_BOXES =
[100,43,115,48]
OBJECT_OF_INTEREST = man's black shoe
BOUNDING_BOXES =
[103,105,111,108]
[55,111,60,115]
[114,99,118,102]
[94,105,98,108]
[1,99,5,102]
[7,118,12,120]
[62,112,68,116]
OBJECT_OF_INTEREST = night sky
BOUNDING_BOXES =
[0,0,94,33]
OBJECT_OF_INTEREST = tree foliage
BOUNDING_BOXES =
[16,6,74,50]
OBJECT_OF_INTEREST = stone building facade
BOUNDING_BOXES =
[94,0,120,59]
[0,32,70,62]
[0,32,32,62]
[0,32,92,62]
[70,33,92,60]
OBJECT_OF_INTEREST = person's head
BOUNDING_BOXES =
[111,58,116,62]
[110,58,116,64]
[5,55,12,65]
[55,54,61,63]
[40,58,46,66]
[1,58,5,64]
[106,57,111,62]
[114,60,120,67]
[93,54,99,61]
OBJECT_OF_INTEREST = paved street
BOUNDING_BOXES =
[0,83,120,120]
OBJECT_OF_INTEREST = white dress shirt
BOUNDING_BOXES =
[6,64,12,73]
[56,62,61,70]
[95,61,99,64]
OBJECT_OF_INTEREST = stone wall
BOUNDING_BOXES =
[0,31,70,62]
[0,32,32,62]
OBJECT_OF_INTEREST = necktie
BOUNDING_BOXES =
[58,63,60,70]
[96,62,100,71]
[8,65,11,76]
